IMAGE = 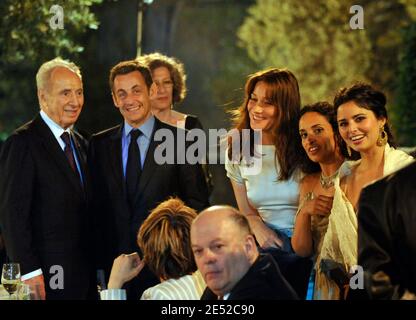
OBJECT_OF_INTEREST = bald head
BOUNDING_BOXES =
[193,205,252,238]
[191,206,258,297]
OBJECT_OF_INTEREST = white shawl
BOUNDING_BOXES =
[316,144,414,299]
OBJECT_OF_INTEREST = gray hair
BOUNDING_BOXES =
[36,57,82,91]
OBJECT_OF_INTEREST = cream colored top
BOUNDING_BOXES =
[314,144,414,300]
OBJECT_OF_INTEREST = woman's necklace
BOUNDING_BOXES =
[319,169,339,189]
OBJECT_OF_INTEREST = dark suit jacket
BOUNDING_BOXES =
[358,161,416,299]
[201,253,299,300]
[88,117,210,273]
[0,115,96,300]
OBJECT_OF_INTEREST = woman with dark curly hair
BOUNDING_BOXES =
[137,52,201,130]
[137,52,213,193]
[316,82,413,300]
[291,102,344,299]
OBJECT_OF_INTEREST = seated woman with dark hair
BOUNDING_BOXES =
[101,198,205,300]
[315,82,414,300]
[291,101,345,299]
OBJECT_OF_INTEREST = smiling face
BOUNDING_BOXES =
[191,211,256,297]
[337,101,386,153]
[39,67,84,129]
[299,111,338,164]
[150,66,174,111]
[247,81,278,134]
[112,71,154,128]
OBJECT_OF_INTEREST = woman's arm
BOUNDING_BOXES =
[107,253,145,289]
[230,180,283,249]
[291,179,314,257]
[292,177,333,257]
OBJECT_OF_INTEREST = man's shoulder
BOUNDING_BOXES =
[363,160,416,196]
[154,118,186,135]
[3,119,37,145]
[388,160,416,185]
[90,125,121,141]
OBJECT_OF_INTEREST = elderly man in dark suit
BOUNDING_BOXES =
[0,58,96,300]
[358,160,416,300]
[191,205,298,300]
[88,60,209,299]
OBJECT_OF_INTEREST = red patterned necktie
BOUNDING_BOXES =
[61,132,79,175]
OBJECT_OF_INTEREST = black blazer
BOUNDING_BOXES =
[358,161,416,299]
[0,115,96,300]
[88,117,210,269]
[201,253,299,300]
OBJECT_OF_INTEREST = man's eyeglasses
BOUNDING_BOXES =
[154,80,173,89]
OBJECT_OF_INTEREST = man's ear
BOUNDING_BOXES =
[112,92,120,109]
[244,234,258,258]
[38,89,47,110]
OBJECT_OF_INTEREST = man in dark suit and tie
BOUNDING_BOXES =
[191,206,298,300]
[88,60,209,298]
[0,58,96,300]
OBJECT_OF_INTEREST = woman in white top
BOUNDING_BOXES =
[101,198,205,300]
[225,68,303,250]
[225,69,313,299]
[316,82,414,300]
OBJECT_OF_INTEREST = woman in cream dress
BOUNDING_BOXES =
[316,83,414,300]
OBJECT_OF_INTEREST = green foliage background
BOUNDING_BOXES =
[0,0,102,134]
[238,0,416,145]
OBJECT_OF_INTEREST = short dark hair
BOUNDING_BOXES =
[333,82,395,153]
[109,60,153,92]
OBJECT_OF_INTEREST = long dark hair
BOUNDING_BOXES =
[228,68,302,180]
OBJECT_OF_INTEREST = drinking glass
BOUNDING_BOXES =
[1,263,21,300]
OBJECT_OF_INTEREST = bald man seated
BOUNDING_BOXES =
[191,206,298,300]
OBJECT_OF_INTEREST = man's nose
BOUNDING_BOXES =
[202,249,216,264]
[123,93,135,105]
[70,92,82,106]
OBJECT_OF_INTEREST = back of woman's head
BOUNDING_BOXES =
[137,198,197,280]
[229,68,302,180]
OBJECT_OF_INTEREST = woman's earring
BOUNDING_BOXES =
[347,145,352,157]
[376,126,388,147]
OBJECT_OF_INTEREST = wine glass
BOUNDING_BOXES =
[1,263,21,300]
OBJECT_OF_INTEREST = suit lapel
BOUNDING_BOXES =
[109,125,125,194]
[133,119,161,206]
[33,115,84,196]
